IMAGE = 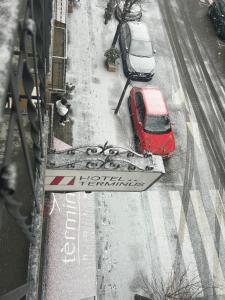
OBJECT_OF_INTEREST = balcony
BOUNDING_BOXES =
[0,0,52,299]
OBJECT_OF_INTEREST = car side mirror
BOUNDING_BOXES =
[153,49,156,54]
[222,14,224,17]
[170,121,175,126]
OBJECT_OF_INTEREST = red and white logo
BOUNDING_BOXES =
[46,176,76,186]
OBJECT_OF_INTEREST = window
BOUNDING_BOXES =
[125,24,131,49]
[121,24,128,41]
[135,92,145,123]
[144,115,171,134]
[130,40,153,57]
[135,92,142,107]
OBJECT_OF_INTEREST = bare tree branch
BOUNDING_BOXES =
[135,262,217,299]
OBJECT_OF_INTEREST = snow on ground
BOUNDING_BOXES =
[66,2,165,298]
[67,0,133,148]
[66,0,191,299]
[65,0,224,299]
[66,1,181,298]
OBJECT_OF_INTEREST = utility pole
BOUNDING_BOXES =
[114,76,131,114]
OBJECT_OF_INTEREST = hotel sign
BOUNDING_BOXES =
[45,145,165,192]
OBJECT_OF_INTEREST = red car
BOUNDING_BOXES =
[129,87,175,158]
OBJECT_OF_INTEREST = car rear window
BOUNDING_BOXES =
[144,115,171,134]
[130,40,153,57]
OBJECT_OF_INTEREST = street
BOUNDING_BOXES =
[66,0,225,298]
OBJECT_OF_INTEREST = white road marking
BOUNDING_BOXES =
[186,121,203,153]
[210,190,225,243]
[172,87,186,106]
[148,191,173,278]
[169,191,203,295]
[190,190,225,295]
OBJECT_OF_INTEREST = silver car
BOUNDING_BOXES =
[119,21,156,81]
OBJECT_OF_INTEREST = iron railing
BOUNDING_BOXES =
[0,0,52,298]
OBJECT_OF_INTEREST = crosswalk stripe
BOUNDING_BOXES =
[190,190,225,295]
[148,191,173,278]
[169,191,203,295]
[210,190,225,243]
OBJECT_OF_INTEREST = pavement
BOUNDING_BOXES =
[41,98,97,300]
[43,192,96,300]
[52,96,73,146]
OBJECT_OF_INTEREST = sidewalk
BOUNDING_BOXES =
[52,96,73,146]
[41,98,96,299]
[43,192,96,300]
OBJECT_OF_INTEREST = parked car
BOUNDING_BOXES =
[128,87,176,158]
[119,22,156,81]
[208,0,225,40]
[115,0,142,21]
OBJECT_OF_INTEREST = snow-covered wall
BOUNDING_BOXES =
[0,0,22,122]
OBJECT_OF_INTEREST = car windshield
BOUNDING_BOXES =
[130,40,153,57]
[144,115,171,134]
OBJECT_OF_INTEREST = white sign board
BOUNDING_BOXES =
[45,169,163,192]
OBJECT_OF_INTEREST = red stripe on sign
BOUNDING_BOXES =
[50,176,64,185]
[67,177,75,185]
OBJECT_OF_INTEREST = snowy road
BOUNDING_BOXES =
[67,0,225,299]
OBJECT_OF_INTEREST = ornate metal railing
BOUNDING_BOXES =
[0,0,52,298]
[47,143,155,171]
